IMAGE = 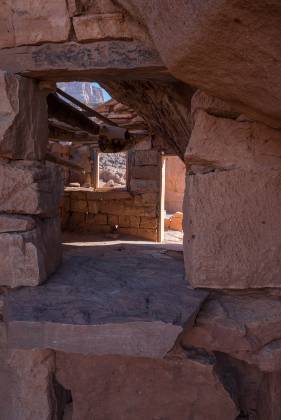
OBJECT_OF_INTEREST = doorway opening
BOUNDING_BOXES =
[160,155,186,244]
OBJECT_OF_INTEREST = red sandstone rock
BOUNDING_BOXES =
[117,0,281,128]
[184,168,281,289]
[168,212,183,232]
[0,160,63,216]
[0,71,48,160]
[185,110,281,171]
[7,349,55,419]
[184,100,281,289]
[56,353,238,420]
[73,13,132,42]
[0,215,36,233]
[0,217,61,287]
[0,0,70,48]
[182,291,281,372]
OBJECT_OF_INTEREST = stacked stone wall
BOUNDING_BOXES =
[0,71,63,288]
[62,146,160,241]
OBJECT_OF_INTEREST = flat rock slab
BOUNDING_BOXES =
[0,41,170,82]
[4,238,208,357]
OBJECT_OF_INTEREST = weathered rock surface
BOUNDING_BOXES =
[117,0,281,128]
[56,352,238,420]
[0,0,70,48]
[103,80,193,159]
[0,160,63,216]
[184,168,281,289]
[182,291,281,372]
[0,41,167,82]
[6,349,56,420]
[73,13,132,42]
[186,109,281,171]
[184,103,281,289]
[0,71,48,160]
[4,239,208,356]
[0,216,61,287]
[0,214,36,233]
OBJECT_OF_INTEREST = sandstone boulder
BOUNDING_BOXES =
[181,291,281,372]
[117,0,281,128]
[0,160,63,216]
[56,352,238,420]
[0,216,61,287]
[0,71,48,160]
[0,0,70,48]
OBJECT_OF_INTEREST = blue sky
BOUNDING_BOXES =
[94,82,111,101]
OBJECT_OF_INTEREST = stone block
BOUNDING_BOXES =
[140,217,158,229]
[0,160,63,216]
[131,165,159,180]
[184,168,281,288]
[0,0,70,48]
[130,179,159,193]
[88,200,98,214]
[134,137,152,150]
[185,111,281,170]
[98,201,125,215]
[94,214,108,225]
[73,13,131,42]
[67,212,85,230]
[0,216,61,287]
[108,214,119,226]
[6,349,56,420]
[55,353,238,420]
[118,214,141,228]
[118,215,131,227]
[134,150,159,166]
[70,199,87,213]
[99,200,157,217]
[118,227,157,241]
[181,291,281,373]
[129,215,140,227]
[0,71,48,159]
[134,192,158,207]
[0,214,36,233]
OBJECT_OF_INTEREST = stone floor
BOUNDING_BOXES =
[4,232,207,358]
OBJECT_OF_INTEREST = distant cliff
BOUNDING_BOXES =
[57,82,105,107]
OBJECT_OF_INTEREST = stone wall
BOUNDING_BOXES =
[0,71,63,288]
[62,143,161,241]
[184,91,281,289]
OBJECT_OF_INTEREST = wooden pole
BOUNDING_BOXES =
[47,93,100,135]
[56,88,118,127]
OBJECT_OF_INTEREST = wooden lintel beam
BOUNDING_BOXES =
[48,124,98,143]
[56,88,118,127]
[47,93,100,136]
